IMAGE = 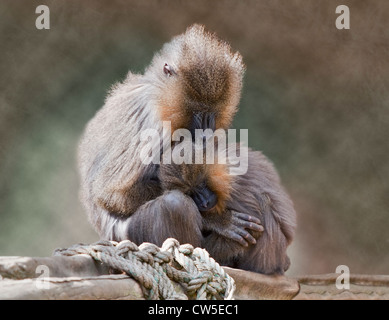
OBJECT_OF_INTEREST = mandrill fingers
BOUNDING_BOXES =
[202,210,263,247]
[230,211,264,245]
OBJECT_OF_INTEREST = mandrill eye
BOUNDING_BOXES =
[163,63,175,77]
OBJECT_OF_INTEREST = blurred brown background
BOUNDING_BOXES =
[0,0,388,276]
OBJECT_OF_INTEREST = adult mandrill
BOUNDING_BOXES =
[78,24,296,274]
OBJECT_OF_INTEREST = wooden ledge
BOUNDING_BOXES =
[0,255,299,300]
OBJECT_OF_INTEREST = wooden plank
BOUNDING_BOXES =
[224,267,300,300]
[0,255,300,300]
[294,273,389,300]
[0,275,145,300]
[0,255,110,279]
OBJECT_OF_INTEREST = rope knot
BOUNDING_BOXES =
[54,238,235,300]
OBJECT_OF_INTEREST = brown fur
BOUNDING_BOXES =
[160,144,296,274]
[207,162,232,214]
[78,24,296,275]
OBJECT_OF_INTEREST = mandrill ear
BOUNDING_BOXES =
[163,63,176,77]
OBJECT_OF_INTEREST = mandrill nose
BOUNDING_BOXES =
[203,192,218,211]
[193,188,218,212]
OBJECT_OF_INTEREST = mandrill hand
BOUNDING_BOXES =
[202,210,264,247]
[224,211,264,247]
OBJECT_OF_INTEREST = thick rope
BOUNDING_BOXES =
[54,238,235,300]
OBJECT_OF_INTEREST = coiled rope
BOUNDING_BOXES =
[54,238,235,300]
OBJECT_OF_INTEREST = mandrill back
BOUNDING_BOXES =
[77,73,163,237]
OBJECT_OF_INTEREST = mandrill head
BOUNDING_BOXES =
[145,24,245,133]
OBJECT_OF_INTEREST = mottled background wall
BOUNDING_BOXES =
[0,0,388,276]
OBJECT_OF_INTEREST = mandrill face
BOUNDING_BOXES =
[146,24,245,134]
